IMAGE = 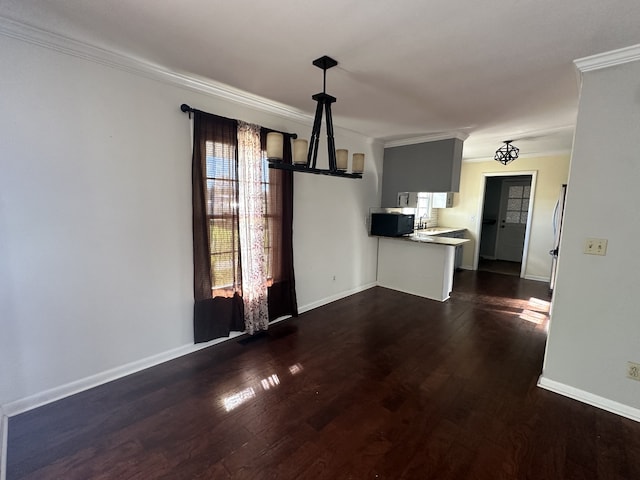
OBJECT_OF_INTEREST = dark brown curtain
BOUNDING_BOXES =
[192,110,244,342]
[191,110,298,343]
[261,129,298,320]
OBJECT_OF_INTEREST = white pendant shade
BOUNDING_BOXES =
[266,132,284,160]
[336,149,348,171]
[352,153,365,173]
[293,139,308,164]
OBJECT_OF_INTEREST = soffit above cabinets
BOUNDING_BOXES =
[381,139,463,207]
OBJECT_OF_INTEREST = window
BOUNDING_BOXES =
[206,140,240,295]
[415,193,433,228]
[205,142,277,294]
[505,185,530,224]
[261,155,275,284]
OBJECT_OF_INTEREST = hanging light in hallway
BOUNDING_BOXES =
[495,140,519,165]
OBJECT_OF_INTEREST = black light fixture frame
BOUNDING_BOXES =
[268,56,362,179]
[494,140,519,165]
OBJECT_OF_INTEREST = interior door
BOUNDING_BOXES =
[496,178,531,262]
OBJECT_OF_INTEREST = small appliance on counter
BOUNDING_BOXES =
[370,212,415,237]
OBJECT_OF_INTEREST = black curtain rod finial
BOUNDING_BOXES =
[180,103,193,118]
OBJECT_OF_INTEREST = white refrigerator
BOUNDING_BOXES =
[549,184,567,294]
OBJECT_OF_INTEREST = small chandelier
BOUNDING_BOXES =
[494,140,519,165]
[267,56,364,178]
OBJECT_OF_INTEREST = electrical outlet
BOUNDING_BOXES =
[628,362,640,381]
[583,238,608,256]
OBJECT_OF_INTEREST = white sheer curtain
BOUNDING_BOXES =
[237,121,269,334]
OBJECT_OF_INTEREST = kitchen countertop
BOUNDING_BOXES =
[371,227,469,246]
[404,234,469,247]
[414,227,466,235]
[390,227,469,246]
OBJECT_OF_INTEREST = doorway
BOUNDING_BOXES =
[474,172,537,278]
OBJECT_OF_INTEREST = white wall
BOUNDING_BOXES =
[438,154,570,280]
[541,56,640,417]
[0,33,382,409]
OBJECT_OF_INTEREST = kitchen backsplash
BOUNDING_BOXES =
[417,208,439,229]
[425,208,439,228]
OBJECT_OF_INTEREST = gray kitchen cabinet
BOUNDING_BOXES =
[452,231,464,269]
[433,230,465,269]
[381,138,463,207]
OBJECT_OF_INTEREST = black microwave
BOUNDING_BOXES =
[370,213,415,237]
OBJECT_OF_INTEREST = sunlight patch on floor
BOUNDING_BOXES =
[528,297,550,312]
[222,364,303,412]
[261,374,280,390]
[473,295,550,325]
[223,387,256,412]
[519,309,547,324]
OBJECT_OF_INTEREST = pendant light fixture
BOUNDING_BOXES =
[267,56,364,178]
[494,140,519,165]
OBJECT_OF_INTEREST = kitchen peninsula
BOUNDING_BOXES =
[376,229,470,302]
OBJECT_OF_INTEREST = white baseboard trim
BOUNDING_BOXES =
[1,406,7,480]
[524,274,551,282]
[298,282,377,314]
[538,376,640,423]
[1,333,250,417]
[1,284,375,417]
[375,282,448,302]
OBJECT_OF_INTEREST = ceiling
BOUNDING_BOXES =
[2,0,640,159]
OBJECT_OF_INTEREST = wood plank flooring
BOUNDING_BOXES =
[7,271,640,479]
[477,259,522,276]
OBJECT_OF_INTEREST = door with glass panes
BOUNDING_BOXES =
[496,179,531,262]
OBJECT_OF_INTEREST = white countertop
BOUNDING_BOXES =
[403,234,469,247]
[373,227,469,246]
[414,227,465,235]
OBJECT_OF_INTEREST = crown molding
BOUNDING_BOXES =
[383,132,469,149]
[575,43,640,72]
[0,16,313,124]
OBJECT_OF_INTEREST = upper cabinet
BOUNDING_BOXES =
[432,192,454,208]
[381,138,463,207]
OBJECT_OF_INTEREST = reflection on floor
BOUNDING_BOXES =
[478,258,521,276]
[9,274,640,479]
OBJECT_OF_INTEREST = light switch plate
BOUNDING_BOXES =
[584,238,608,256]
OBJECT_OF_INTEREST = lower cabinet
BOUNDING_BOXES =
[435,230,465,269]
[377,238,457,302]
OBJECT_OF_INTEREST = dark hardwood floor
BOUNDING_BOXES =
[7,271,640,479]
[477,258,522,277]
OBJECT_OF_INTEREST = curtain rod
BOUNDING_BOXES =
[180,103,196,116]
[180,104,297,139]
